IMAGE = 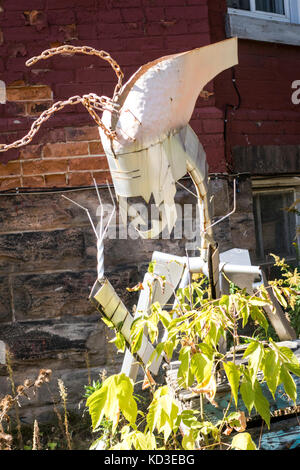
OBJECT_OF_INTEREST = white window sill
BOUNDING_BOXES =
[226,12,300,47]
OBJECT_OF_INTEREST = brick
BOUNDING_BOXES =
[0,177,21,190]
[76,67,115,84]
[0,11,28,27]
[0,148,19,165]
[47,0,95,8]
[145,7,165,21]
[5,57,29,72]
[22,175,45,187]
[43,142,89,158]
[22,159,68,176]
[165,32,210,50]
[23,10,48,31]
[202,119,224,134]
[96,12,120,27]
[89,141,104,155]
[2,26,48,41]
[120,8,144,22]
[0,161,21,177]
[3,102,27,117]
[19,144,43,160]
[65,126,99,142]
[147,19,188,36]
[45,173,67,187]
[205,146,227,173]
[30,69,75,86]
[55,83,103,99]
[47,10,75,25]
[6,85,53,102]
[121,36,165,51]
[166,5,208,20]
[2,0,45,10]
[69,156,107,172]
[93,171,112,185]
[26,101,53,115]
[67,171,93,186]
[34,127,66,145]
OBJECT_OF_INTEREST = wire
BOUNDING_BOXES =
[224,67,242,170]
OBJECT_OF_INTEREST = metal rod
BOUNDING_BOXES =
[204,178,237,233]
[61,194,99,239]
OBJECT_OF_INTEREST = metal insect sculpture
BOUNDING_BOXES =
[0,38,296,382]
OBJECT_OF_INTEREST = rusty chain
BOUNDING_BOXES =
[0,45,123,153]
[26,45,124,99]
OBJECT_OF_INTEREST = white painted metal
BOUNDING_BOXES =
[99,38,238,248]
[0,81,6,104]
[90,278,162,375]
[0,341,6,365]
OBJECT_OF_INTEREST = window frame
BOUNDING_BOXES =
[228,0,300,24]
[252,179,300,268]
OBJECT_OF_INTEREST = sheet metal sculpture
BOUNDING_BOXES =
[0,38,296,381]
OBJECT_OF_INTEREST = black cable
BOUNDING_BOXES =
[224,67,242,170]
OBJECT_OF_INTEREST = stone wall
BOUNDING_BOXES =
[0,176,255,423]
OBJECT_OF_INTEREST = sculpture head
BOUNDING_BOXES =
[99,38,238,241]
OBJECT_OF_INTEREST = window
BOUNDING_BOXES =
[227,0,291,21]
[226,0,300,47]
[253,188,299,277]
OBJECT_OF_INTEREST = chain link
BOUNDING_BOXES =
[26,45,124,99]
[0,45,124,153]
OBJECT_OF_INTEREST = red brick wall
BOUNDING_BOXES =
[217,39,300,152]
[208,1,300,170]
[0,0,230,191]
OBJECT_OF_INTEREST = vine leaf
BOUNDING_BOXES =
[231,432,257,450]
[86,373,137,432]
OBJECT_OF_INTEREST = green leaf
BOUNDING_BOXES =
[110,331,126,352]
[240,375,255,416]
[164,340,175,361]
[147,386,179,442]
[243,340,259,359]
[190,353,213,388]
[86,373,137,432]
[272,286,288,309]
[262,349,280,398]
[248,297,270,307]
[278,346,299,365]
[148,260,156,274]
[253,380,270,428]
[244,342,264,386]
[182,432,195,450]
[158,310,172,328]
[177,347,194,388]
[131,326,144,355]
[223,362,241,407]
[250,306,269,334]
[285,362,300,377]
[239,300,250,328]
[231,433,257,450]
[280,364,297,403]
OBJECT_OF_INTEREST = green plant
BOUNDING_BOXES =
[270,254,300,337]
[86,266,300,451]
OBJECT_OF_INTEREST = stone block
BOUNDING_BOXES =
[0,275,12,323]
[0,315,106,367]
[229,212,256,251]
[0,227,96,274]
[11,270,97,320]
